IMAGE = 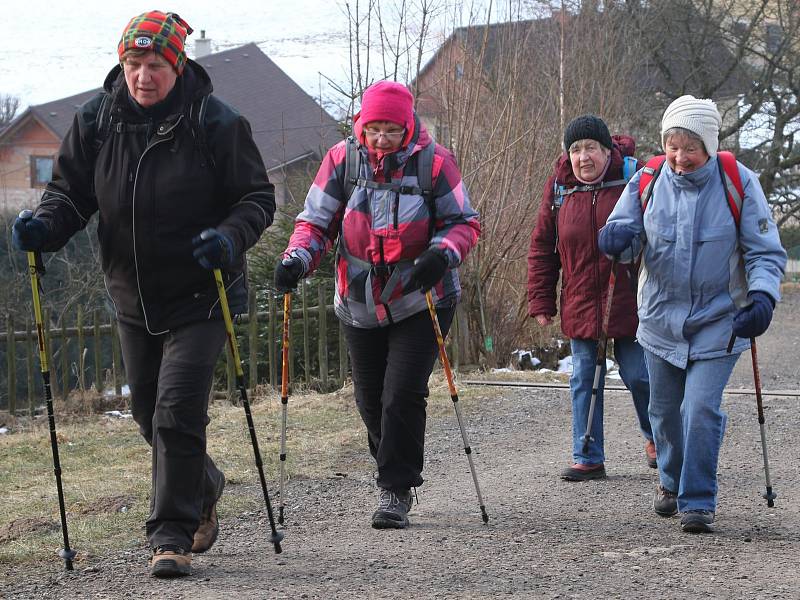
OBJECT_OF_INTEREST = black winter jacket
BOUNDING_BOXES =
[34,60,275,333]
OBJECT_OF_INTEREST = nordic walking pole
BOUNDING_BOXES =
[211,266,283,553]
[425,290,489,524]
[19,210,77,570]
[581,259,618,455]
[278,292,291,525]
[749,337,777,507]
[726,330,776,507]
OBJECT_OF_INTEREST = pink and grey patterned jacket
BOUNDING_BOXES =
[284,116,480,328]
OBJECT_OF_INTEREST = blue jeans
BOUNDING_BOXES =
[644,350,740,513]
[570,337,652,465]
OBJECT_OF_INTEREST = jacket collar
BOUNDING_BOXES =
[664,155,716,189]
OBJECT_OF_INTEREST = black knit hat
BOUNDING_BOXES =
[563,115,612,152]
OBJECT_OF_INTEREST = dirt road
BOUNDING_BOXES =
[4,287,798,599]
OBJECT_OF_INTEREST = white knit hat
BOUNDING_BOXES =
[661,95,721,157]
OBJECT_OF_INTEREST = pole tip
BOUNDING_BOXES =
[271,530,285,554]
[59,547,77,569]
[481,508,489,524]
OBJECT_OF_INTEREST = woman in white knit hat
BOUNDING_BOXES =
[596,95,786,533]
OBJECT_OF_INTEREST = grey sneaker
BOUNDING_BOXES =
[653,484,678,517]
[371,488,413,529]
[681,510,715,533]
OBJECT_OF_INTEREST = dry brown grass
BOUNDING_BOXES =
[0,377,485,567]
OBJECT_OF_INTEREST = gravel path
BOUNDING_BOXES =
[4,287,798,599]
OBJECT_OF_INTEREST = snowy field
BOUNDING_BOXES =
[0,0,493,112]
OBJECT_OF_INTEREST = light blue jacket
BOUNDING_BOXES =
[604,157,786,368]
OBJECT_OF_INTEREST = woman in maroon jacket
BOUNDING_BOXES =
[527,115,654,481]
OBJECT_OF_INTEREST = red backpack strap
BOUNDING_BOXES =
[638,155,667,214]
[716,151,744,228]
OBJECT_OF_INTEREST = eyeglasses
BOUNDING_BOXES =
[364,128,405,141]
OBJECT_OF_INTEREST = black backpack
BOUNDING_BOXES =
[550,155,637,252]
[337,136,438,304]
[342,135,437,237]
[92,91,215,169]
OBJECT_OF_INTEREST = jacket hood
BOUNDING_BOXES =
[555,134,636,186]
[103,58,213,110]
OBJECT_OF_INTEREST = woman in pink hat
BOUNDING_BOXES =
[275,80,480,529]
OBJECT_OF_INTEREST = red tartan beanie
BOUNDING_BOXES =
[358,81,415,131]
[118,11,193,74]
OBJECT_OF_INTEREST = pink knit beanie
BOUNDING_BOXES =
[358,81,415,130]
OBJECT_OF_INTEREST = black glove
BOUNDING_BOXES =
[192,228,235,270]
[12,210,48,251]
[274,256,304,293]
[408,248,449,292]
[732,291,775,339]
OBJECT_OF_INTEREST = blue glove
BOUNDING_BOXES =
[409,248,449,292]
[732,291,774,339]
[12,212,48,251]
[192,228,235,270]
[598,222,637,257]
[274,256,304,293]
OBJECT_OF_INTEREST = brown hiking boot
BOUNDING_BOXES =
[653,484,678,517]
[192,473,225,553]
[645,440,657,469]
[560,463,606,481]
[150,545,191,578]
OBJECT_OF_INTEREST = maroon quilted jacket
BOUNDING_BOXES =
[527,135,641,340]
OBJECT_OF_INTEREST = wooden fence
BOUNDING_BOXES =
[1,280,344,414]
[1,279,469,415]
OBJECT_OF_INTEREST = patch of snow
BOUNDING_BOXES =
[104,410,132,419]
[104,385,130,397]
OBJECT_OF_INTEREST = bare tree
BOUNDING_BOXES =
[0,94,20,130]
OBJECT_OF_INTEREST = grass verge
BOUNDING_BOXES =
[0,372,482,568]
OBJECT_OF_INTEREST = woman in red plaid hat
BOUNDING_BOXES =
[12,10,275,577]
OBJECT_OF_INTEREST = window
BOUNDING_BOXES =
[765,23,783,54]
[30,155,53,187]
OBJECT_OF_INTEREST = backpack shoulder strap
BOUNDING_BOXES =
[416,141,435,195]
[639,155,667,214]
[343,136,360,202]
[717,151,744,228]
[93,92,114,153]
[417,142,437,238]
[622,155,637,182]
[187,95,215,170]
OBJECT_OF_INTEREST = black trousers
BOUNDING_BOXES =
[343,304,455,492]
[118,319,226,551]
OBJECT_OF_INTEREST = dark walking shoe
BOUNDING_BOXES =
[150,545,191,578]
[560,463,606,481]
[371,488,413,529]
[653,484,678,517]
[681,510,715,533]
[192,473,226,553]
[645,440,657,469]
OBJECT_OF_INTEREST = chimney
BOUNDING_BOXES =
[194,30,212,58]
